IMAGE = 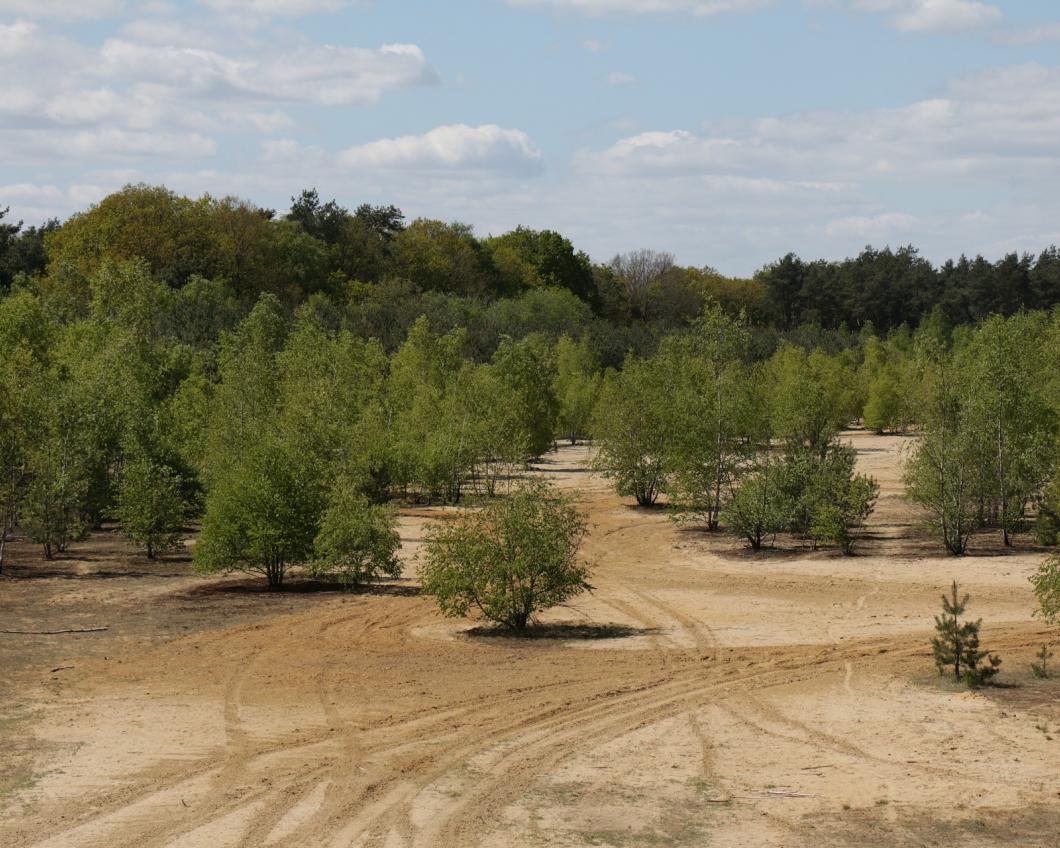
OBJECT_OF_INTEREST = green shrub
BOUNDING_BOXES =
[421,479,590,630]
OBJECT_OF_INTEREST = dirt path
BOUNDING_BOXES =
[1,433,1058,847]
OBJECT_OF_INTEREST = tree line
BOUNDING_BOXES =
[2,184,1060,591]
[4,185,1060,345]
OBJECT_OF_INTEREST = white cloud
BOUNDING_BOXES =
[96,39,437,105]
[506,0,773,17]
[606,70,635,84]
[887,0,1001,32]
[583,38,604,51]
[120,18,221,47]
[3,128,217,160]
[580,64,1060,184]
[0,182,114,222]
[336,124,543,174]
[0,19,71,60]
[0,0,123,19]
[821,0,1003,33]
[823,212,918,237]
[197,0,350,14]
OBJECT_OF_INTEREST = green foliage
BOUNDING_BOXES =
[799,445,879,554]
[907,317,1057,552]
[309,479,401,588]
[421,480,591,631]
[664,304,758,531]
[485,226,596,303]
[766,345,854,455]
[724,457,790,550]
[553,335,601,444]
[444,362,532,496]
[194,444,322,589]
[1030,553,1060,625]
[1036,474,1060,546]
[11,183,1060,591]
[959,314,1056,546]
[390,219,496,298]
[487,287,593,345]
[89,259,174,340]
[21,447,91,560]
[932,581,1001,686]
[203,293,289,486]
[0,288,51,360]
[0,346,42,570]
[116,456,185,558]
[491,335,558,458]
[1031,644,1054,679]
[904,345,979,555]
[592,357,670,506]
[45,185,292,296]
[863,373,903,434]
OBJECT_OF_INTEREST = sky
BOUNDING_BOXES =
[3,0,1060,276]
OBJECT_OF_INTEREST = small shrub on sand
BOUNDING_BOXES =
[421,479,590,631]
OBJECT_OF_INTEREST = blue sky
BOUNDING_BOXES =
[3,0,1060,275]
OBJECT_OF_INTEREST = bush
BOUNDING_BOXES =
[116,457,185,559]
[863,374,902,434]
[194,446,321,589]
[725,458,790,550]
[1031,553,1060,624]
[592,359,669,506]
[309,480,401,588]
[420,479,590,630]
[804,447,879,555]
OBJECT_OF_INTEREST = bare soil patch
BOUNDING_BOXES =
[0,433,1056,847]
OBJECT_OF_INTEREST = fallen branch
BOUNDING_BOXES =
[50,665,74,673]
[2,627,108,635]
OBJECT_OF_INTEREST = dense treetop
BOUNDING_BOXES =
[4,184,1059,344]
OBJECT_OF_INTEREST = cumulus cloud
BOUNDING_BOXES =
[821,0,1003,33]
[197,0,350,14]
[96,39,437,105]
[0,181,115,222]
[506,0,773,17]
[0,18,438,166]
[0,13,438,180]
[580,64,1060,184]
[120,18,222,48]
[2,128,217,162]
[823,212,918,237]
[336,124,543,174]
[0,0,123,19]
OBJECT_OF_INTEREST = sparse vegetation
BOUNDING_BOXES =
[1031,644,1054,680]
[1031,554,1060,624]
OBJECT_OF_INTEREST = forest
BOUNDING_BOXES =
[2,183,1060,612]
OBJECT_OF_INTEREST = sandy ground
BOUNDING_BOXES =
[1,431,1059,848]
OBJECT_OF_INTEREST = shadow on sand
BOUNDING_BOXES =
[465,621,658,641]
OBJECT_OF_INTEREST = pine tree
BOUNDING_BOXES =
[1031,644,1053,679]
[932,581,1001,686]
